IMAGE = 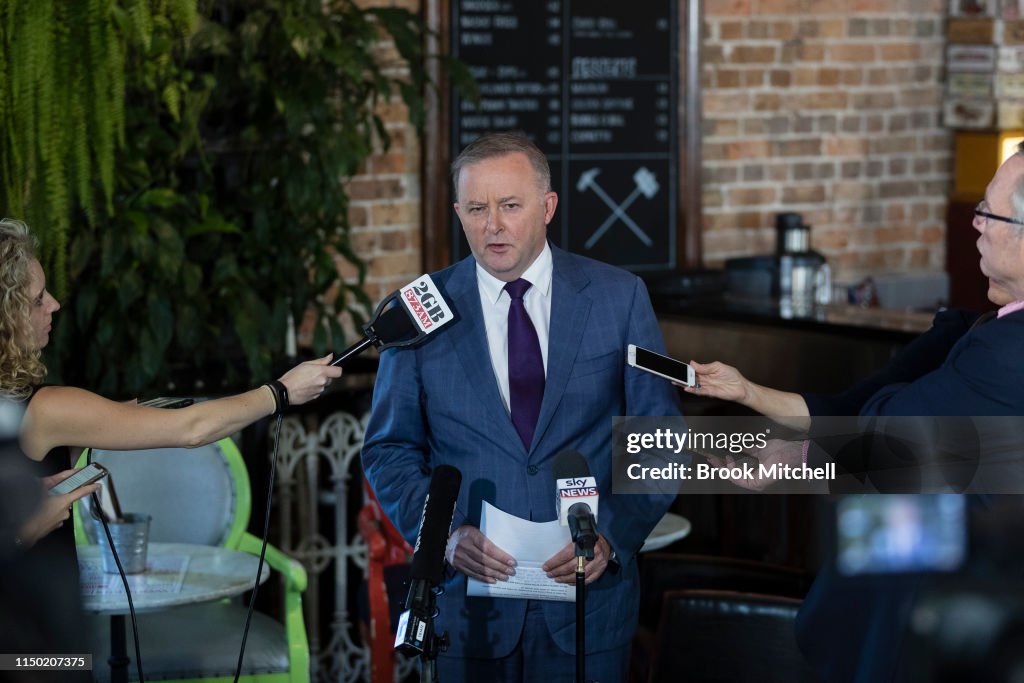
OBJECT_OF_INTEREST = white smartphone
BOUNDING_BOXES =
[627,344,697,387]
[48,463,108,496]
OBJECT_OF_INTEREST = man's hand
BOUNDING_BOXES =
[445,524,516,583]
[542,534,613,585]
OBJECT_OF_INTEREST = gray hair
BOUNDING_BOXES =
[451,132,551,201]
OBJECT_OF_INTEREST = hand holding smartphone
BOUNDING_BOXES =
[48,463,108,496]
[627,344,697,387]
[18,469,104,547]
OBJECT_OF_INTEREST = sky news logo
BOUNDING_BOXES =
[560,486,597,497]
[558,476,597,498]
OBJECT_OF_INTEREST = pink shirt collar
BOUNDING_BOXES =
[997,300,1024,318]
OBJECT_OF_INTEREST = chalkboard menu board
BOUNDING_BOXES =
[450,0,678,271]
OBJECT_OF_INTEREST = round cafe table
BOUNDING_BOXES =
[641,512,691,552]
[79,542,268,683]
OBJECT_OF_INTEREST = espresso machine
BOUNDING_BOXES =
[775,212,831,305]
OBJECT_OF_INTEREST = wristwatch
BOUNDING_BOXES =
[607,548,620,574]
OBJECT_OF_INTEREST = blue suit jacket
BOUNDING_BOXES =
[362,245,681,658]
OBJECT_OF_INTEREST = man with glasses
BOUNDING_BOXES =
[691,144,1024,418]
[685,144,1024,681]
[796,146,1024,681]
[972,160,1024,310]
[842,142,1024,416]
[751,147,1024,421]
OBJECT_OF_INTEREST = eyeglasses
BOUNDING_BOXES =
[974,203,1024,226]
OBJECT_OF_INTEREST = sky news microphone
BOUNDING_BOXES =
[553,449,599,559]
[331,274,455,367]
[395,464,462,656]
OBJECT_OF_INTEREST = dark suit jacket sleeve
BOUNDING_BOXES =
[805,314,1024,491]
[860,314,1022,417]
[601,277,682,567]
[802,308,978,416]
[361,344,438,546]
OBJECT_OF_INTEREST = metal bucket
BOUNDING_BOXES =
[94,513,151,574]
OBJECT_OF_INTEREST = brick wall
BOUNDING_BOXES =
[346,106,422,306]
[299,0,424,346]
[346,0,423,306]
[701,0,952,280]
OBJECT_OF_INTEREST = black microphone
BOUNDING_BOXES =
[331,274,455,367]
[567,503,598,559]
[395,464,462,655]
[553,450,599,560]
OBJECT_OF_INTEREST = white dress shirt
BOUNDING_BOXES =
[475,243,553,416]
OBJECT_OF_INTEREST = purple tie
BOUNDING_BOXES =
[505,278,544,449]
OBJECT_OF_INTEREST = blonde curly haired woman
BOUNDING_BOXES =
[0,217,341,549]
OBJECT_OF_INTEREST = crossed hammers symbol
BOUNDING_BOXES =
[578,167,659,250]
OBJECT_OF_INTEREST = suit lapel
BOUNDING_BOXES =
[446,258,526,454]
[530,247,591,453]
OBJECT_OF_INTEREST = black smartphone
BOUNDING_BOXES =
[48,463,108,496]
[140,397,194,409]
[627,344,697,387]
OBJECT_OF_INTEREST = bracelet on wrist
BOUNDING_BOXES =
[264,383,281,415]
[263,384,280,415]
[264,380,290,416]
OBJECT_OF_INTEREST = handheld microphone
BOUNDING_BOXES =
[331,274,455,367]
[395,464,462,656]
[553,449,599,559]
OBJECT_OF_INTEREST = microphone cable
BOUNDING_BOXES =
[232,411,283,683]
[88,450,146,683]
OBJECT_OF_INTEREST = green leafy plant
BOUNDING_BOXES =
[39,0,470,396]
[0,0,197,295]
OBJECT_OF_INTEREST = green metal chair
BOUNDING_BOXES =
[73,438,309,683]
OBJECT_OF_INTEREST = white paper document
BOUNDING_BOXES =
[79,554,190,596]
[466,501,575,602]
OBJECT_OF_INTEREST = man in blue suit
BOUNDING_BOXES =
[794,139,1024,683]
[362,132,681,682]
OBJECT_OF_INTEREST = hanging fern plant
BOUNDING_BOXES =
[30,0,472,396]
[0,0,197,295]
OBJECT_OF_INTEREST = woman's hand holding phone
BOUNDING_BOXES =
[18,470,101,548]
[680,360,750,400]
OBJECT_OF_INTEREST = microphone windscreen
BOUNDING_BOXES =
[371,303,417,345]
[553,449,590,482]
[409,464,462,586]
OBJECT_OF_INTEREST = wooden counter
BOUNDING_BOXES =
[656,298,935,399]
